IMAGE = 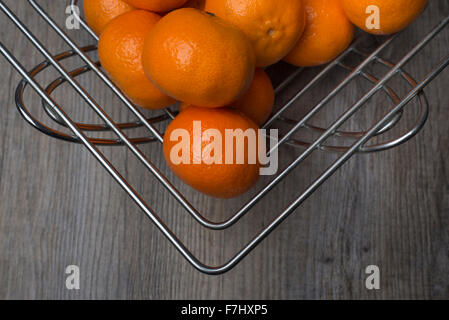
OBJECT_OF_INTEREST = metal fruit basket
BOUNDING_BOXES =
[1,0,448,274]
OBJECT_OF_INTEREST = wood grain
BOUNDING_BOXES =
[0,0,448,299]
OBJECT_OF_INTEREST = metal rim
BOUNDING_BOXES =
[15,45,428,152]
[277,57,428,153]
[15,46,169,145]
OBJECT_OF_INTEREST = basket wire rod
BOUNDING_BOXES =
[269,14,449,156]
[27,0,164,143]
[164,107,177,120]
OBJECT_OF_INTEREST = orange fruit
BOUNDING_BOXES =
[98,10,175,110]
[123,0,188,12]
[143,8,255,108]
[233,68,274,126]
[205,0,306,67]
[341,0,428,35]
[284,0,354,67]
[180,68,274,125]
[164,106,261,198]
[83,0,134,35]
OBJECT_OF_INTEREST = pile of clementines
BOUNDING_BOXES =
[84,0,428,198]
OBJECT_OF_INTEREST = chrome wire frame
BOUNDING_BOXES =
[0,0,448,274]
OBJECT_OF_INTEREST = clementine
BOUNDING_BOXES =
[143,8,255,108]
[205,0,306,67]
[98,10,175,109]
[284,0,354,67]
[164,106,261,198]
[341,0,428,35]
[233,68,274,126]
[83,0,134,35]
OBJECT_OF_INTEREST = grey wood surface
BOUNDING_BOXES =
[0,0,448,300]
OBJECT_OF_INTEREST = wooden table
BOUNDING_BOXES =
[0,0,448,299]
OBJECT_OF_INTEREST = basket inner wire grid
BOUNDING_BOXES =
[0,0,448,274]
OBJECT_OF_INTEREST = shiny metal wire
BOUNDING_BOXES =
[1,0,448,274]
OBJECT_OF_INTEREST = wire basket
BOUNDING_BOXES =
[1,0,448,274]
